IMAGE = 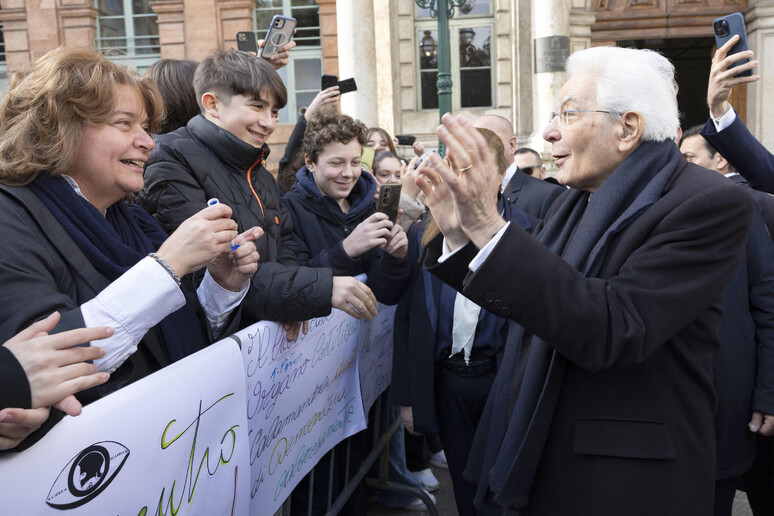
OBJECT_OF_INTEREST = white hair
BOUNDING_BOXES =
[565,46,678,142]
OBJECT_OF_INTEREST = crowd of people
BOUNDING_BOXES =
[0,27,773,516]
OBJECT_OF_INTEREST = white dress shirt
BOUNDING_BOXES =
[439,222,512,273]
[501,161,519,193]
[711,104,737,132]
[64,176,247,373]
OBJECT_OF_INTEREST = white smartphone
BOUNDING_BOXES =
[259,15,297,60]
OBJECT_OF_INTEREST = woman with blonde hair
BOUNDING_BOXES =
[0,46,261,450]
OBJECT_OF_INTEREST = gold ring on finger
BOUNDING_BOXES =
[459,164,473,172]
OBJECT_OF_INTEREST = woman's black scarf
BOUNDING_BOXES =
[28,174,209,363]
[464,140,682,511]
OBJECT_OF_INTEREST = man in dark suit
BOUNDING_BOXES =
[414,46,753,515]
[680,126,774,516]
[697,38,774,516]
[473,115,563,219]
[513,147,546,178]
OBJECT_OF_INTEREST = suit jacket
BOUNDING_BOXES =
[423,161,752,515]
[701,118,774,235]
[502,168,564,219]
[0,184,240,449]
[391,199,531,433]
[714,190,774,479]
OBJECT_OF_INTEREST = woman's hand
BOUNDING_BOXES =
[342,212,393,258]
[157,204,239,278]
[4,312,111,415]
[207,227,264,292]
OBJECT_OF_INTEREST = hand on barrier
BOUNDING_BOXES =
[331,277,377,320]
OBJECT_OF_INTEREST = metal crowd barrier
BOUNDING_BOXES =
[277,388,439,516]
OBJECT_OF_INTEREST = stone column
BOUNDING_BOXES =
[336,0,378,126]
[745,2,774,149]
[373,0,398,135]
[529,0,570,153]
[512,0,532,145]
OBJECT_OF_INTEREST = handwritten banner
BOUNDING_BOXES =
[238,305,395,515]
[0,307,395,515]
[358,306,396,414]
[0,340,250,515]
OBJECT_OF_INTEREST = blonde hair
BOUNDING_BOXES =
[0,46,164,185]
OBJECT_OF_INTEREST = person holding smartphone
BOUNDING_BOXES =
[140,50,378,342]
[281,109,410,514]
[697,33,774,516]
[372,150,426,232]
[282,110,409,305]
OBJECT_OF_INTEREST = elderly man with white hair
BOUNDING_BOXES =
[416,46,754,515]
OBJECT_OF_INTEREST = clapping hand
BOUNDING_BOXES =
[417,114,505,249]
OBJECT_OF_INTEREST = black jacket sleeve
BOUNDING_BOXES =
[0,347,31,411]
[701,115,774,194]
[278,115,307,172]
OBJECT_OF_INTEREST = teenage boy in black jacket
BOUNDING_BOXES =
[139,50,377,333]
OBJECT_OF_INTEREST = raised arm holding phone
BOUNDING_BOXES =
[699,34,774,193]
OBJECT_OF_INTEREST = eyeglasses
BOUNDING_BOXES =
[549,109,620,126]
[519,166,538,176]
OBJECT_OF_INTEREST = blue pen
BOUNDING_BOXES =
[206,198,240,251]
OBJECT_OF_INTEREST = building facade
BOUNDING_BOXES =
[0,0,772,171]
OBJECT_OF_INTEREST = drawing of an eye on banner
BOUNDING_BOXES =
[0,339,251,515]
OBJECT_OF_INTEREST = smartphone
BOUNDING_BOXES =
[396,135,416,146]
[337,77,357,94]
[361,147,375,173]
[236,31,258,53]
[713,13,752,78]
[259,15,297,59]
[376,183,401,223]
[414,149,437,169]
[322,74,338,90]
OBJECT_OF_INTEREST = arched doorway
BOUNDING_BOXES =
[591,0,749,129]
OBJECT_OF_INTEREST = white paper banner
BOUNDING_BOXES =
[358,305,396,414]
[238,306,394,515]
[0,339,250,515]
[0,307,396,516]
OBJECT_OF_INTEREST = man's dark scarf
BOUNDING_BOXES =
[463,140,681,510]
[29,174,208,363]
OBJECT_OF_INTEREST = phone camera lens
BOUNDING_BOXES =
[714,20,730,37]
